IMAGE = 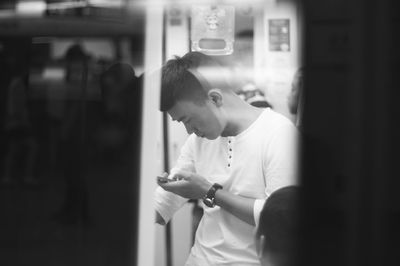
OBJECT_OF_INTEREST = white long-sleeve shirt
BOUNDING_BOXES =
[155,108,299,266]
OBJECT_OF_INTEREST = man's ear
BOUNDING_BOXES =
[259,235,266,257]
[207,89,223,107]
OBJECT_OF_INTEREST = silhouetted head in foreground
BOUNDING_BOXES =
[256,186,301,266]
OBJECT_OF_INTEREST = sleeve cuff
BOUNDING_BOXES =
[254,198,267,229]
[154,186,188,224]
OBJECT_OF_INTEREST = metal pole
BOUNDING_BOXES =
[162,111,173,266]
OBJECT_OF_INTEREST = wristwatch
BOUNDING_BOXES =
[203,183,223,208]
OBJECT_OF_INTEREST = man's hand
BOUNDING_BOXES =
[157,170,212,199]
[157,170,256,225]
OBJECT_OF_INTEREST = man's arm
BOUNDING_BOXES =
[153,135,196,226]
[214,189,256,225]
[158,170,257,226]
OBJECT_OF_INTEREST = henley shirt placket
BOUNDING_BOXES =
[227,137,234,168]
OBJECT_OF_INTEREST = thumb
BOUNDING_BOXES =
[160,172,168,178]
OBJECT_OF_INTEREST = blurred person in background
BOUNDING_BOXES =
[1,45,38,186]
[287,68,305,128]
[96,62,142,163]
[221,30,272,108]
[53,43,90,224]
[237,83,272,109]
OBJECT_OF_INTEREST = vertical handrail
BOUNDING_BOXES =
[136,2,164,266]
[162,112,173,266]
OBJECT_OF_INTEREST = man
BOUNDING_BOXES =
[97,63,142,157]
[155,51,298,266]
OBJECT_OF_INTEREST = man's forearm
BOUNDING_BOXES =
[214,189,256,226]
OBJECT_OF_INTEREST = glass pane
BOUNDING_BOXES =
[0,5,145,265]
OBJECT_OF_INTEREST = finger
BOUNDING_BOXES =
[160,179,187,191]
[170,169,191,179]
[157,176,168,183]
[160,172,168,178]
[173,173,190,181]
[175,175,186,181]
[157,178,167,185]
[158,181,172,191]
[157,171,172,184]
[168,172,178,180]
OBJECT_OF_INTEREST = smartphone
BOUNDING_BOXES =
[157,175,178,183]
[157,175,170,183]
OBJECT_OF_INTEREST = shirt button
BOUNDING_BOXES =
[229,149,232,151]
[229,156,232,159]
[228,164,230,167]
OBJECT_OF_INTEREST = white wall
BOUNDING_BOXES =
[154,5,193,266]
[136,3,164,266]
[254,0,301,121]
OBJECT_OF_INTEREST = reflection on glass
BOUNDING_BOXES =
[0,33,143,266]
[191,5,235,55]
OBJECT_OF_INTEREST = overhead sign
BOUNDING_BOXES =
[268,19,290,52]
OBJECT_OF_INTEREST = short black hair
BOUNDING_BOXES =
[160,51,224,112]
[258,186,301,264]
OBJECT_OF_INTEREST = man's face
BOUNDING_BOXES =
[168,99,224,140]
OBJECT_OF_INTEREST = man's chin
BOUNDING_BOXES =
[205,134,219,140]
[194,132,219,140]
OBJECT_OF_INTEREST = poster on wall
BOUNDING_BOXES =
[268,19,290,52]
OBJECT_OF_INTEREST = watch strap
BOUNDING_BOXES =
[203,183,223,207]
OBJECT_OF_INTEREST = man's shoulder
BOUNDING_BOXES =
[259,108,297,130]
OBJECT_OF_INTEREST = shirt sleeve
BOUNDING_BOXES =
[253,198,267,229]
[154,135,197,223]
[254,122,299,227]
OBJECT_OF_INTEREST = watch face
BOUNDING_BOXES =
[203,197,215,208]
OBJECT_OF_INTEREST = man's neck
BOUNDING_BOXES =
[221,101,264,137]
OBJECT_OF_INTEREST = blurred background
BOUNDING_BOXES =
[0,1,144,266]
[0,0,399,266]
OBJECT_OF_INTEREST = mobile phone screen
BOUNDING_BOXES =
[157,176,169,183]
